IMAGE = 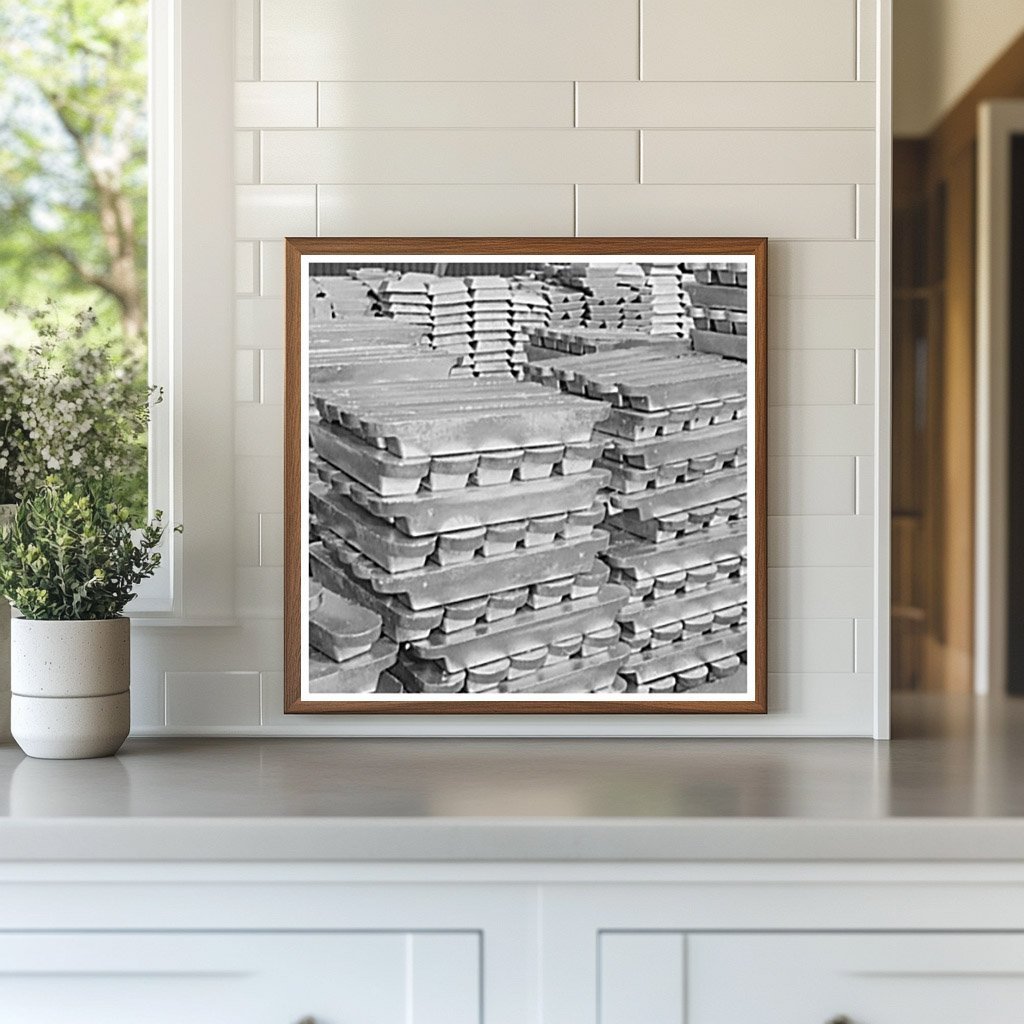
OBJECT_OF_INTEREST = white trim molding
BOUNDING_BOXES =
[874,0,893,738]
[130,0,236,623]
[974,100,1024,697]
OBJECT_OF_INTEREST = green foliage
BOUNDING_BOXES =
[0,478,173,620]
[0,0,150,518]
[0,301,155,517]
[0,0,148,345]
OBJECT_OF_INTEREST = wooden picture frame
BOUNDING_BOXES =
[285,237,767,715]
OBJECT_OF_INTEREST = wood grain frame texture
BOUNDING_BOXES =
[284,237,768,715]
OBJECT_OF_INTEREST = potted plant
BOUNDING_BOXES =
[0,480,170,758]
[0,302,157,746]
[0,344,27,742]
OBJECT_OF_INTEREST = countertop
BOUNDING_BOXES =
[1,693,1023,862]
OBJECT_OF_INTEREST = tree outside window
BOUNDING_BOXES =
[0,0,149,517]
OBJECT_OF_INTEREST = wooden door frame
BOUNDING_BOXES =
[975,100,1024,696]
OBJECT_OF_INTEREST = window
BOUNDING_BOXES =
[2,0,238,621]
[0,1,150,514]
[0,0,182,611]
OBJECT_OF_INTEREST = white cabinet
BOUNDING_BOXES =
[0,932,480,1024]
[4,862,1024,1023]
[689,934,1024,1024]
[597,933,1024,1024]
[539,870,1024,1023]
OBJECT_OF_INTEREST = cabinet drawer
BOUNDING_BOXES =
[0,932,480,1024]
[688,933,1024,1024]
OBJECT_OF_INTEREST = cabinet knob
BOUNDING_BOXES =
[294,1018,316,1024]
[826,1017,854,1024]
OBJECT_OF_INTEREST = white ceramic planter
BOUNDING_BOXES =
[0,503,14,744]
[10,617,130,759]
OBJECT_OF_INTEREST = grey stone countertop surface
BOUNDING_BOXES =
[1,693,1023,862]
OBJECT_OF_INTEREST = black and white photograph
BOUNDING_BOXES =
[285,239,766,714]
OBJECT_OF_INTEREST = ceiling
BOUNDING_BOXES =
[894,0,1024,136]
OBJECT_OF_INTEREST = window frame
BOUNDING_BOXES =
[128,0,236,624]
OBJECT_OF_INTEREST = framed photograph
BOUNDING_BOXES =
[284,238,766,715]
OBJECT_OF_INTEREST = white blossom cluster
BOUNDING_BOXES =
[0,304,155,510]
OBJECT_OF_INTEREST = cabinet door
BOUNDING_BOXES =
[0,932,480,1024]
[689,933,1024,1024]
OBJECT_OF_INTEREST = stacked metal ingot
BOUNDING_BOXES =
[528,345,749,694]
[423,277,473,365]
[546,281,586,327]
[357,272,477,369]
[642,263,689,337]
[683,261,748,361]
[377,273,435,328]
[308,580,398,693]
[581,263,626,329]
[464,276,519,377]
[308,318,443,386]
[310,275,378,321]
[510,285,550,345]
[606,262,688,337]
[308,378,632,695]
[523,325,677,360]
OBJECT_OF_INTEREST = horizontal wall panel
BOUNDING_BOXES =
[643,130,874,185]
[236,511,260,567]
[235,241,255,294]
[262,0,639,81]
[260,349,285,404]
[235,297,285,350]
[210,0,883,739]
[234,131,256,184]
[859,0,877,81]
[131,671,165,728]
[857,183,876,239]
[259,513,285,567]
[856,349,875,403]
[136,621,284,676]
[318,184,575,235]
[768,457,856,515]
[235,456,284,512]
[769,350,856,405]
[235,82,317,127]
[770,567,874,619]
[768,619,855,673]
[577,184,854,238]
[260,241,285,298]
[768,515,874,567]
[235,404,283,458]
[236,185,316,237]
[235,0,256,80]
[319,82,574,128]
[579,82,874,129]
[235,350,258,403]
[236,566,284,618]
[856,455,875,514]
[255,670,873,735]
[769,241,874,296]
[262,130,638,184]
[165,672,262,728]
[770,297,875,349]
[641,0,857,81]
[769,405,874,456]
[855,618,873,673]
[765,671,873,733]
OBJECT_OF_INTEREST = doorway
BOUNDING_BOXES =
[891,17,1024,695]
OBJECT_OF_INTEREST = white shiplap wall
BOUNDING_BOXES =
[134,0,884,736]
